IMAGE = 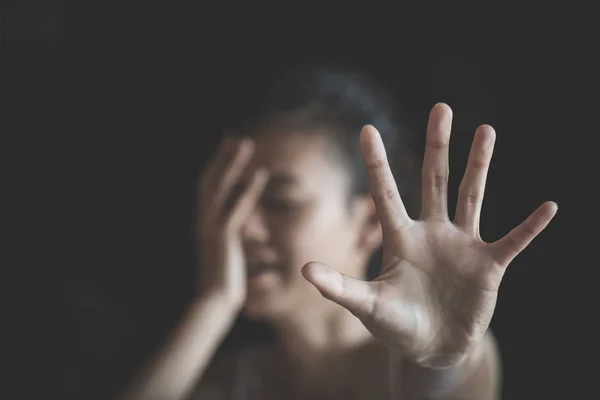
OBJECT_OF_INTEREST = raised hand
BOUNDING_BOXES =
[198,137,268,308]
[302,103,557,367]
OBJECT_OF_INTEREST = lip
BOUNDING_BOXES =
[246,266,278,288]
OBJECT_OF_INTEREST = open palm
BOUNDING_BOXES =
[302,103,557,367]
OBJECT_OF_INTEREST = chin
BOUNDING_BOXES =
[241,295,285,319]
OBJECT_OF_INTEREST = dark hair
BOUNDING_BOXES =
[244,63,422,280]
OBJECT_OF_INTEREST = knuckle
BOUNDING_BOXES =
[432,172,447,188]
[427,139,448,150]
[470,159,487,170]
[374,187,398,202]
[462,192,481,205]
[366,158,388,170]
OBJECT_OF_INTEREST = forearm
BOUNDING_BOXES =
[120,292,238,400]
[401,331,501,399]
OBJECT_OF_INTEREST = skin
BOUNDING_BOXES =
[302,104,557,368]
[196,125,394,400]
[240,125,380,320]
[122,103,556,400]
[199,103,557,399]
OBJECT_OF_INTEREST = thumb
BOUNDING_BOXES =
[302,262,377,318]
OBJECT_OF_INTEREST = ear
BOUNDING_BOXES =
[351,195,383,252]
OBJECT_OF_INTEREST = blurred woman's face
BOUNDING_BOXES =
[240,129,379,319]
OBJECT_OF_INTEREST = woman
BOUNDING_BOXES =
[121,65,557,399]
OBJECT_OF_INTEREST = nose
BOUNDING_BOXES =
[241,207,269,241]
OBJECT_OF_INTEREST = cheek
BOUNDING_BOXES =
[271,205,351,271]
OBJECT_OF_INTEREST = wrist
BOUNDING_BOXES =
[401,336,488,395]
[407,333,486,370]
[200,289,244,315]
[412,351,471,370]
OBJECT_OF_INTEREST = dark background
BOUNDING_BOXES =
[5,3,590,400]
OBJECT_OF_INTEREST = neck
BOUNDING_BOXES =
[269,295,375,385]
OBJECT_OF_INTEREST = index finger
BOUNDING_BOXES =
[360,125,412,232]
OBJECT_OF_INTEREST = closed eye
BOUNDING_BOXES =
[261,197,299,212]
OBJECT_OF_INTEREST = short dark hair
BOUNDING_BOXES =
[245,63,421,217]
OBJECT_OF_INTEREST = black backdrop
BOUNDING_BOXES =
[6,4,589,400]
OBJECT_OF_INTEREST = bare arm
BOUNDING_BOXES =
[120,137,268,400]
[119,292,238,400]
[401,330,502,400]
